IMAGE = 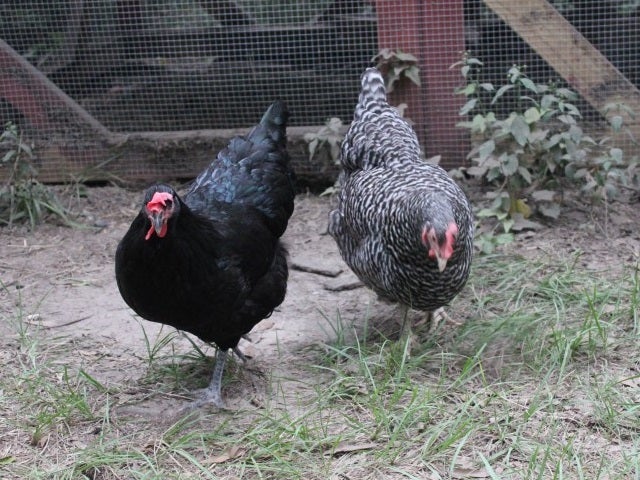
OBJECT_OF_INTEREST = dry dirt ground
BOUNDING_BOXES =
[0,188,384,412]
[0,185,639,476]
[1,186,639,397]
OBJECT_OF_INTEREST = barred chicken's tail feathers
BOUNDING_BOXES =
[354,68,388,120]
[341,67,422,172]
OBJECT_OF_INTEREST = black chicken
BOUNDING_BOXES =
[115,101,295,407]
[329,68,474,332]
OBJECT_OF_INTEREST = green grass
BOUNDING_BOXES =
[1,252,639,479]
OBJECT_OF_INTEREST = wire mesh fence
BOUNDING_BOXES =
[1,0,376,130]
[1,0,639,184]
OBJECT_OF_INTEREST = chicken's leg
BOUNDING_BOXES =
[398,304,418,355]
[196,348,228,408]
[233,346,248,362]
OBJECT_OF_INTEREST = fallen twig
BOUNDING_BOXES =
[290,261,343,278]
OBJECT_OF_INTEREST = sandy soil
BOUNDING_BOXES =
[0,188,382,411]
[1,185,639,414]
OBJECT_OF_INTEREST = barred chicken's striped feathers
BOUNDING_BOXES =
[340,68,422,173]
[329,68,473,312]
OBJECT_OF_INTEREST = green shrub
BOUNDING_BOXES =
[0,122,71,228]
[453,54,639,252]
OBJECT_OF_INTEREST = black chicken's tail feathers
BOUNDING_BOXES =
[354,68,388,120]
[185,100,295,238]
[248,100,289,147]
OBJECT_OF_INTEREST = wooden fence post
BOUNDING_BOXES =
[375,0,468,168]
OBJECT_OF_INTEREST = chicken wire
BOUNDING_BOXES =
[1,0,377,131]
[465,1,640,118]
[1,0,639,181]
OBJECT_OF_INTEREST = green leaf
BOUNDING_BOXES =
[558,114,577,125]
[545,132,563,149]
[563,102,582,117]
[569,124,583,143]
[501,153,519,176]
[491,84,514,105]
[486,167,502,183]
[528,128,549,144]
[523,107,542,124]
[476,237,495,254]
[556,87,577,100]
[479,82,495,92]
[404,66,421,86]
[502,218,514,233]
[573,168,589,179]
[375,48,393,60]
[476,208,498,218]
[507,65,521,82]
[459,98,478,116]
[605,182,619,198]
[478,139,495,161]
[608,147,623,163]
[495,232,515,245]
[456,120,475,129]
[395,50,419,62]
[466,166,488,177]
[510,115,530,146]
[307,138,318,159]
[519,77,538,93]
[2,149,16,163]
[540,94,556,110]
[517,166,532,184]
[458,83,477,97]
[472,113,491,131]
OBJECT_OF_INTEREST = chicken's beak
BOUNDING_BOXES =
[436,254,448,273]
[150,212,165,235]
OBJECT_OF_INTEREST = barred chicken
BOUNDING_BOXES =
[329,68,473,334]
[115,101,295,408]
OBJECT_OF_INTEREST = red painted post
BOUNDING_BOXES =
[374,0,426,147]
[375,0,468,168]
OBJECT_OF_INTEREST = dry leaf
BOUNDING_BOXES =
[238,343,258,359]
[209,445,246,464]
[451,456,490,479]
[326,441,377,457]
[452,469,490,479]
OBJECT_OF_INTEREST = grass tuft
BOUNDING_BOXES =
[1,252,639,478]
